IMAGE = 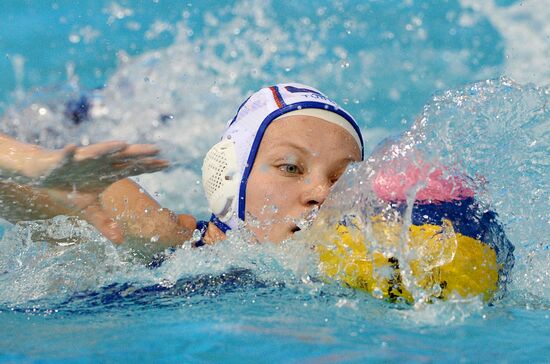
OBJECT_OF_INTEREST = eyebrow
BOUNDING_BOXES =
[269,140,313,155]
[267,141,358,164]
[269,141,311,156]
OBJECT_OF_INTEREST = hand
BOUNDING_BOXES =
[15,141,169,192]
[1,137,174,245]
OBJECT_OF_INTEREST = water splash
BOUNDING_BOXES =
[0,78,547,326]
[306,77,548,306]
[2,0,516,146]
[2,0,532,216]
[0,0,548,320]
[0,215,320,311]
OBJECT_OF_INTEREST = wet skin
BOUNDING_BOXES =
[0,117,361,251]
[244,115,362,243]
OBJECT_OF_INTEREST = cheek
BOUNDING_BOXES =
[247,179,281,214]
[246,170,294,217]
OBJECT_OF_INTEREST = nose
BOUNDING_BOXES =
[301,175,331,207]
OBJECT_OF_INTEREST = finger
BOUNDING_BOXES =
[108,154,167,167]
[110,162,132,170]
[96,166,162,182]
[128,160,171,174]
[74,159,170,186]
[60,144,78,160]
[109,144,161,160]
[134,158,170,169]
[111,159,170,173]
[74,141,128,161]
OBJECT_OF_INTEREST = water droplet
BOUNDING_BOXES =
[192,228,202,241]
[372,287,384,299]
[68,33,80,43]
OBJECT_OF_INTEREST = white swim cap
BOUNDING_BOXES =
[202,83,364,232]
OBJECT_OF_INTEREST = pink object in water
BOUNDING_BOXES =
[373,160,475,202]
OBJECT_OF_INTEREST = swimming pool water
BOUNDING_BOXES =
[1,0,549,362]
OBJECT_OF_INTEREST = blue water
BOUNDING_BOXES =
[1,0,549,362]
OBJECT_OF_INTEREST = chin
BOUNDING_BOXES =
[250,224,299,244]
[275,229,300,243]
[258,231,291,244]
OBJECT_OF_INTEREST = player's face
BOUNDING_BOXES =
[245,115,361,243]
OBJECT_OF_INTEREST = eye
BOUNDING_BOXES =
[280,163,301,175]
[329,166,348,184]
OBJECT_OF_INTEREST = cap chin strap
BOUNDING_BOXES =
[201,139,240,225]
[209,213,232,233]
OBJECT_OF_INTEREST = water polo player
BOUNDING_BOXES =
[0,83,364,247]
[0,83,513,302]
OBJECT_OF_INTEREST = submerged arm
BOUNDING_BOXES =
[99,178,197,250]
[0,133,197,253]
[0,178,197,252]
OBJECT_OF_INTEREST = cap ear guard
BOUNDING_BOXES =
[201,139,241,222]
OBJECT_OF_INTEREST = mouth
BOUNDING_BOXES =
[290,207,320,234]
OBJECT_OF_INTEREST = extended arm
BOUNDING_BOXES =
[0,133,196,252]
[0,134,71,179]
[99,178,197,249]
